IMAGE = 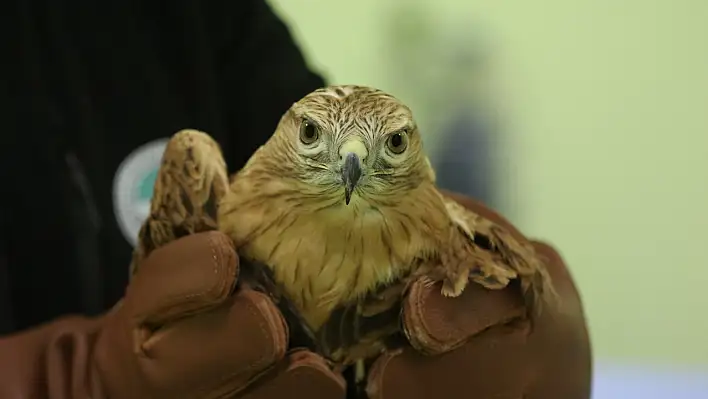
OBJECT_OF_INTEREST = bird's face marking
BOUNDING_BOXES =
[269,85,434,206]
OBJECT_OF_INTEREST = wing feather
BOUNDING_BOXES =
[130,129,229,276]
[442,195,556,315]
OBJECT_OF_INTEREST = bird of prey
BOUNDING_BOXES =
[130,85,555,378]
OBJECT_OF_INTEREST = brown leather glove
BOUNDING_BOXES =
[366,193,592,399]
[0,231,345,399]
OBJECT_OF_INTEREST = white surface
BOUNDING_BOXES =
[593,362,708,399]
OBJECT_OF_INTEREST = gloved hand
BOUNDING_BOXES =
[365,192,592,399]
[0,231,345,399]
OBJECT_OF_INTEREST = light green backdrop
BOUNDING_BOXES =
[268,0,708,367]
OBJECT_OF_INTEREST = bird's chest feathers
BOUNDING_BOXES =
[240,200,429,328]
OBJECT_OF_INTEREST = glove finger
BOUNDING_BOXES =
[126,231,238,327]
[241,349,346,399]
[402,277,526,355]
[116,289,289,398]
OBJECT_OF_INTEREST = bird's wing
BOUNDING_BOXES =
[440,194,556,315]
[127,129,322,356]
[130,129,229,276]
[317,193,557,366]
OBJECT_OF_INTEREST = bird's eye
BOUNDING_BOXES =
[299,119,320,145]
[386,130,408,154]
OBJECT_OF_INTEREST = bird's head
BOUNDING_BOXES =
[263,85,435,206]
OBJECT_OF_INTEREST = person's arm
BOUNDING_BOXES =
[0,248,14,335]
[0,187,15,335]
[205,0,326,170]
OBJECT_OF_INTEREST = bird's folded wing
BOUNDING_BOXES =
[130,129,229,275]
[442,194,557,315]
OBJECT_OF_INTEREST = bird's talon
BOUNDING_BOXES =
[420,276,437,289]
[441,279,464,297]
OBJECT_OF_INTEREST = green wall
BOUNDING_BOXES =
[269,0,708,366]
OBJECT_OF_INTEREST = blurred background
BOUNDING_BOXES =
[267,0,708,397]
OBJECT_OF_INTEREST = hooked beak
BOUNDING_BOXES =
[342,152,362,205]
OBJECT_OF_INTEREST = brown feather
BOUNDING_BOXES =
[130,129,228,275]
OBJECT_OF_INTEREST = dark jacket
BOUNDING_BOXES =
[0,0,325,334]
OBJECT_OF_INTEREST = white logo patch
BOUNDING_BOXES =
[112,139,168,247]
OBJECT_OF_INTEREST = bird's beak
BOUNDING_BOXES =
[342,152,362,205]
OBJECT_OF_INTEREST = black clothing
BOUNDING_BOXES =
[1,0,325,334]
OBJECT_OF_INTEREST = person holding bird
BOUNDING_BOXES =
[0,0,591,398]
